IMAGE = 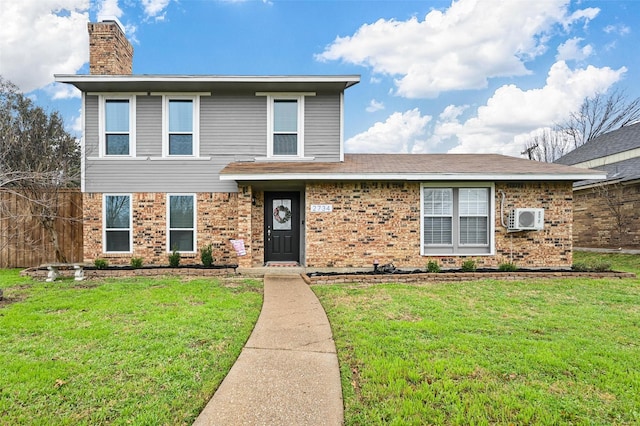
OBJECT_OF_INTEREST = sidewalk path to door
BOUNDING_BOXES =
[193,274,344,425]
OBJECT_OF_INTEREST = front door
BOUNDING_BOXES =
[265,192,300,263]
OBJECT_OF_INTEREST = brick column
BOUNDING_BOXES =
[236,185,253,268]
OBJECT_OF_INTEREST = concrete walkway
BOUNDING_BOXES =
[193,274,343,426]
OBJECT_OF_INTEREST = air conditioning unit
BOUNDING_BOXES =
[508,208,544,231]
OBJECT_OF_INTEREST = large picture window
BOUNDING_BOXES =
[101,96,135,156]
[168,195,195,252]
[104,195,131,252]
[163,96,199,156]
[421,184,493,255]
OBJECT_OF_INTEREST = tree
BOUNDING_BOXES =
[0,76,81,262]
[523,88,640,162]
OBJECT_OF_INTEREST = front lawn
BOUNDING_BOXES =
[0,272,262,425]
[314,253,640,425]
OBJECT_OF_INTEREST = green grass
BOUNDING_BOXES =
[314,253,640,425]
[0,272,262,425]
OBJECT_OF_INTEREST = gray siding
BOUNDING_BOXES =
[83,90,344,192]
[136,96,162,157]
[201,94,267,157]
[85,156,239,193]
[85,95,99,157]
[305,93,341,161]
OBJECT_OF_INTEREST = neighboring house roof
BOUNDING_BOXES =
[555,121,640,166]
[555,121,640,188]
[54,74,360,92]
[220,154,605,182]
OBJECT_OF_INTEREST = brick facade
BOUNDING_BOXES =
[88,21,133,75]
[83,181,575,269]
[83,192,239,265]
[573,182,640,249]
[304,181,574,269]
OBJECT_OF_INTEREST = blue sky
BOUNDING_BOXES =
[1,0,639,157]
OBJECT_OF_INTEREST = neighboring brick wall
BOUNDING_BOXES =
[88,21,133,75]
[304,181,574,269]
[83,192,238,265]
[573,182,640,249]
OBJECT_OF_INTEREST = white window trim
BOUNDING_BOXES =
[166,193,197,253]
[162,95,200,158]
[261,93,312,159]
[98,95,136,157]
[420,182,495,256]
[103,194,133,254]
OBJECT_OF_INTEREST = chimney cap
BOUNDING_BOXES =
[96,15,126,34]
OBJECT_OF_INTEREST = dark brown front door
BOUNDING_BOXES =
[265,192,300,263]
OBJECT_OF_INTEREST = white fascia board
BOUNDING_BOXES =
[55,74,361,85]
[220,172,608,181]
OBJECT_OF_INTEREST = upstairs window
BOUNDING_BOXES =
[104,195,131,253]
[263,95,306,158]
[163,96,199,156]
[100,96,135,156]
[273,99,299,155]
[421,184,493,255]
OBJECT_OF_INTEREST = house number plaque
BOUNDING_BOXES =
[310,204,333,213]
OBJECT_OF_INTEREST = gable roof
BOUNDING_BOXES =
[555,121,640,166]
[54,74,360,93]
[220,154,605,182]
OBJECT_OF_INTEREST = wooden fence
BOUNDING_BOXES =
[0,190,83,268]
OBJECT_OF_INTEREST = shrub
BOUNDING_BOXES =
[168,249,181,268]
[461,260,477,272]
[426,261,440,273]
[498,262,518,272]
[94,258,108,269]
[200,244,214,267]
[592,262,612,272]
[572,262,611,272]
[130,257,144,269]
[571,262,589,272]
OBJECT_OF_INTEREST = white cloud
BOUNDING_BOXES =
[43,82,81,100]
[0,0,90,92]
[556,37,593,61]
[603,24,630,35]
[97,0,122,19]
[141,0,171,18]
[440,61,627,156]
[365,99,385,113]
[345,109,431,153]
[317,0,600,99]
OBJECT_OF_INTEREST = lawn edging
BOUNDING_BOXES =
[21,266,238,280]
[302,270,636,285]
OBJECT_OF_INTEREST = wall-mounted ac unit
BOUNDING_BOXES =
[508,208,544,231]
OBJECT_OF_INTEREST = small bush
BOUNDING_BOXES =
[130,257,144,269]
[168,249,181,268]
[94,258,109,269]
[592,262,612,272]
[572,262,611,272]
[461,260,477,272]
[426,261,440,273]
[571,262,589,272]
[499,262,518,272]
[200,244,214,267]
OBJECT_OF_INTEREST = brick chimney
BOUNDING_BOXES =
[87,18,133,75]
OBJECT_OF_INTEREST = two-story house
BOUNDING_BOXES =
[56,19,604,271]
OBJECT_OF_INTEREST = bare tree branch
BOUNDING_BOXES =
[522,88,640,162]
[0,76,81,262]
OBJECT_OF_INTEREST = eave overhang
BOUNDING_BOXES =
[219,172,608,182]
[54,74,361,93]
